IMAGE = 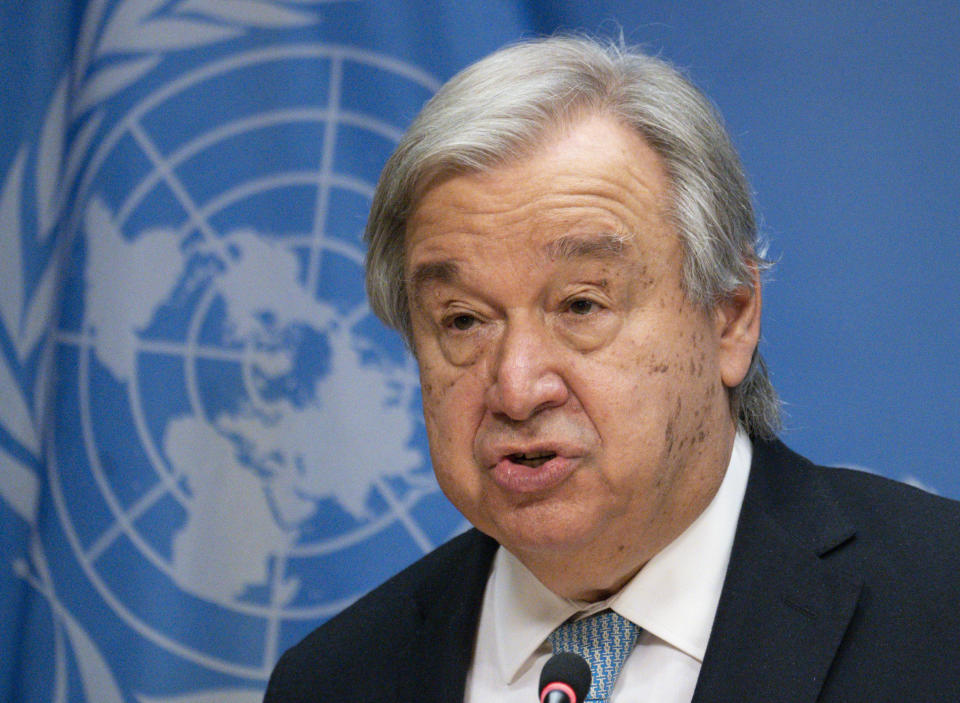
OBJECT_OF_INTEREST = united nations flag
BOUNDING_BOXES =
[0,3,480,701]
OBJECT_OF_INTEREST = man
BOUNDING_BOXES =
[265,36,960,702]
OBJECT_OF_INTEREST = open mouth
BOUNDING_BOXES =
[508,451,557,468]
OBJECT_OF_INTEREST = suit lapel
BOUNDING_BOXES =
[397,530,499,703]
[692,440,862,703]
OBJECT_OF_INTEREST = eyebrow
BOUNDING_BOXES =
[407,233,628,296]
[544,233,626,260]
[409,260,460,297]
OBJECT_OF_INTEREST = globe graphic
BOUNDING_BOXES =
[48,45,464,678]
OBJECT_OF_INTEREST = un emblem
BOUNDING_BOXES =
[33,30,465,697]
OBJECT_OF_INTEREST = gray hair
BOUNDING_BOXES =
[365,35,780,438]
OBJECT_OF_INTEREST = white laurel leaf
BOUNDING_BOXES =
[0,350,39,455]
[37,109,103,244]
[30,533,54,588]
[21,247,61,362]
[136,689,263,703]
[0,148,27,337]
[58,601,125,703]
[33,335,55,450]
[175,0,317,28]
[76,56,160,116]
[64,111,105,200]
[23,535,70,703]
[97,0,170,56]
[36,77,69,242]
[53,625,69,703]
[102,18,241,54]
[0,442,39,523]
[73,0,111,92]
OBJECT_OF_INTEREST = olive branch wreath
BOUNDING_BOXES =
[0,2,343,701]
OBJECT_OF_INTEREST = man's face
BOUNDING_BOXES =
[404,115,757,599]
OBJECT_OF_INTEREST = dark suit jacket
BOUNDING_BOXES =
[264,439,960,701]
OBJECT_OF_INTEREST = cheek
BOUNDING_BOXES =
[653,328,727,461]
[421,390,469,498]
[571,350,673,471]
[420,377,456,459]
[419,374,492,528]
[582,317,716,446]
[418,359,483,461]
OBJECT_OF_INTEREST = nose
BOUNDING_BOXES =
[484,316,569,421]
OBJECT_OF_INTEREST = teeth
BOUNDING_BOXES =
[509,452,556,468]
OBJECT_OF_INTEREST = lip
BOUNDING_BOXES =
[488,454,578,495]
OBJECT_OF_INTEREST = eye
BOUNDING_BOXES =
[567,298,600,315]
[447,313,479,331]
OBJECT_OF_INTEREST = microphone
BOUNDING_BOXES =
[539,652,591,703]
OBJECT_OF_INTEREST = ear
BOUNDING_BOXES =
[714,265,762,389]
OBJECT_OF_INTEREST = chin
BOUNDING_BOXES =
[488,505,605,556]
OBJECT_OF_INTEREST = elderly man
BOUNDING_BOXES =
[265,37,960,702]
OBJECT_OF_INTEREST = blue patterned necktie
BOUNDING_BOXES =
[547,609,640,702]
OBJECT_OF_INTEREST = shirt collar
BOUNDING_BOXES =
[490,430,753,682]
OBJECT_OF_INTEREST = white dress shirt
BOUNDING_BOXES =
[464,431,753,703]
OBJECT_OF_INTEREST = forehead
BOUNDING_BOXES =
[404,115,676,276]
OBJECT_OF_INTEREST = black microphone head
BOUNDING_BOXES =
[539,652,591,703]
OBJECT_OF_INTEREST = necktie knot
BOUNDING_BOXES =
[548,609,639,702]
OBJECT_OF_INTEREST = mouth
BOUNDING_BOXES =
[489,449,574,495]
[507,451,558,468]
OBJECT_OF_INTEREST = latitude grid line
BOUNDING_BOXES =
[117,109,392,234]
[372,477,434,553]
[84,481,171,564]
[128,119,226,256]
